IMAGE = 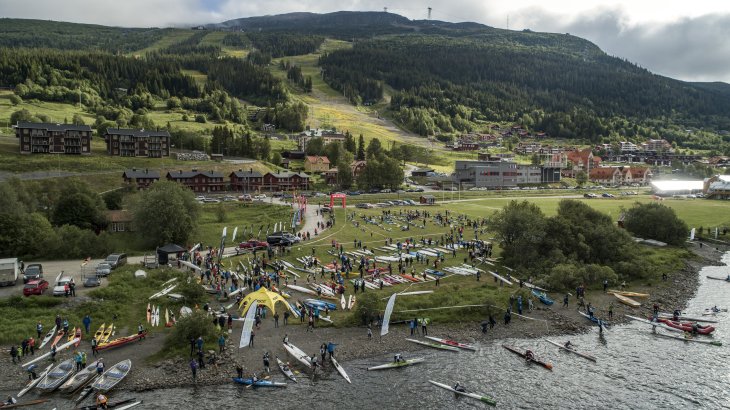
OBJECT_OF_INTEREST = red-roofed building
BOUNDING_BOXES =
[565,149,601,177]
[589,166,653,185]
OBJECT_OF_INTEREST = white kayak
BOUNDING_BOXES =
[488,271,512,285]
[17,364,53,397]
[367,357,424,371]
[283,342,313,369]
[38,325,57,350]
[22,337,80,367]
[330,355,351,383]
[544,339,596,362]
[429,380,497,406]
[286,284,317,296]
[276,357,297,382]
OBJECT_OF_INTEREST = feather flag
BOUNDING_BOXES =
[239,301,258,348]
[381,293,397,337]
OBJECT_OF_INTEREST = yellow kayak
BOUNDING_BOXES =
[100,324,114,343]
[608,290,649,298]
[614,293,641,307]
[94,324,105,342]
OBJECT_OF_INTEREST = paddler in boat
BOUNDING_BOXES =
[453,382,466,393]
[691,322,699,335]
[673,309,681,321]
[393,353,404,363]
[564,341,573,349]
[525,349,535,362]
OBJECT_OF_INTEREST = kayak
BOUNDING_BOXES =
[285,284,317,295]
[232,377,287,387]
[0,399,49,409]
[578,310,610,331]
[607,290,649,298]
[51,329,66,348]
[330,355,352,384]
[100,324,114,343]
[657,313,717,323]
[429,380,496,406]
[614,293,641,307]
[706,275,730,282]
[97,331,147,351]
[531,289,554,305]
[94,324,105,342]
[276,357,297,382]
[544,339,597,362]
[16,364,53,397]
[502,344,553,370]
[78,398,137,410]
[653,318,716,335]
[405,338,459,352]
[626,315,683,333]
[283,342,313,369]
[38,325,56,350]
[653,332,722,346]
[341,294,346,310]
[368,357,424,370]
[424,336,476,351]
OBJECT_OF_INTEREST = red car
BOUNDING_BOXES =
[23,279,49,296]
[238,239,269,250]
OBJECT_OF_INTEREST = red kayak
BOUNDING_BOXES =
[97,331,148,351]
[653,318,715,334]
[400,274,422,282]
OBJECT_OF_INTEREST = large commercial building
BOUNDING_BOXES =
[15,122,92,155]
[453,160,561,188]
[105,128,170,158]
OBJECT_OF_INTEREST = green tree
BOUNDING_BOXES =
[344,132,356,153]
[102,190,124,211]
[10,109,36,125]
[576,171,588,186]
[356,134,365,160]
[305,137,325,155]
[9,94,22,105]
[270,152,282,166]
[490,200,547,269]
[131,181,199,247]
[51,182,107,230]
[623,202,689,246]
[337,161,353,189]
[71,114,86,125]
[366,138,383,159]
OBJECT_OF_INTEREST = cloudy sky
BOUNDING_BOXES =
[3,0,730,83]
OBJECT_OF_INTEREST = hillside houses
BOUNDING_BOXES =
[588,166,652,186]
[229,169,263,192]
[123,168,160,189]
[166,170,225,193]
[304,155,331,172]
[297,129,346,151]
[564,149,601,177]
[15,122,92,155]
[105,128,170,157]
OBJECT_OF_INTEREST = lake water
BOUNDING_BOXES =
[12,252,730,409]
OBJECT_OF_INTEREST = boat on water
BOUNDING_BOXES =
[91,359,132,392]
[276,357,297,382]
[653,317,716,335]
[424,336,476,351]
[78,398,138,410]
[544,339,596,362]
[613,293,641,308]
[405,338,459,352]
[429,380,497,406]
[706,275,730,282]
[16,364,53,397]
[653,332,722,346]
[0,399,49,409]
[36,358,75,391]
[330,355,351,383]
[502,344,553,370]
[59,359,100,392]
[578,310,610,331]
[531,289,554,305]
[367,357,425,370]
[233,377,287,387]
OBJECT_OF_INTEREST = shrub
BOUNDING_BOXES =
[165,311,218,352]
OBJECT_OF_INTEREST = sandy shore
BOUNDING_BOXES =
[1,243,725,393]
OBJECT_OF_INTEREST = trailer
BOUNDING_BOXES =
[0,258,19,286]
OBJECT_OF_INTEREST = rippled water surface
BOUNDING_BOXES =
[11,252,730,409]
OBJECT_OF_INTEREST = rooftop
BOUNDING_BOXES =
[16,122,92,132]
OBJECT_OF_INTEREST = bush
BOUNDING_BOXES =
[623,202,689,246]
[352,292,379,326]
[165,311,218,352]
[177,278,207,305]
[195,114,207,123]
[9,94,22,105]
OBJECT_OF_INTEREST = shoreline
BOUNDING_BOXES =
[1,244,725,394]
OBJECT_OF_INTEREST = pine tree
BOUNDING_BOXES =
[356,134,365,160]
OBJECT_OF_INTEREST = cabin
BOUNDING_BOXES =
[122,168,160,189]
[105,210,133,232]
[420,195,436,205]
[166,170,225,193]
[304,156,331,173]
[262,171,310,191]
[229,169,263,192]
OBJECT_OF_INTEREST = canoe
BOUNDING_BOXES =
[506,275,548,292]
[276,357,297,382]
[531,289,554,305]
[607,290,649,298]
[283,342,313,369]
[578,310,610,332]
[429,380,496,406]
[502,344,553,370]
[614,293,641,307]
[38,325,56,350]
[626,315,683,333]
[78,398,137,410]
[98,331,147,351]
[654,318,715,335]
[424,336,476,351]
[330,355,352,383]
[368,357,424,370]
[100,324,114,343]
[59,359,100,392]
[706,275,730,282]
[544,339,597,362]
[51,329,66,348]
[653,332,722,346]
[94,324,106,342]
[36,358,75,391]
[0,399,49,409]
[341,294,346,310]
[16,364,53,397]
[233,377,287,387]
[149,284,178,299]
[91,359,132,392]
[405,338,459,352]
[304,299,338,310]
[397,290,435,296]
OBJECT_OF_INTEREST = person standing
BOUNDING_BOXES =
[367,325,372,340]
[421,318,428,336]
[218,335,226,353]
[197,349,205,369]
[189,338,196,357]
[96,359,104,375]
[273,312,279,328]
[249,330,255,347]
[320,343,327,363]
[28,337,35,356]
[83,315,91,334]
[10,345,18,364]
[36,322,43,339]
[283,310,290,326]
[563,294,569,308]
[263,352,270,373]
[603,279,608,293]
[190,358,198,383]
[196,336,204,353]
[327,342,335,359]
[609,303,614,320]
[227,314,233,331]
[91,338,98,357]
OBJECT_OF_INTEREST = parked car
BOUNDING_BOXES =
[239,194,253,202]
[203,198,221,203]
[347,191,361,196]
[266,232,300,246]
[314,192,326,197]
[368,189,381,194]
[415,188,425,192]
[23,263,43,283]
[52,276,73,296]
[583,193,598,198]
[320,206,332,213]
[254,194,267,201]
[105,253,127,269]
[23,279,49,296]
[238,239,269,250]
[195,196,206,201]
[83,276,101,287]
[602,193,614,198]
[95,263,112,277]
[380,189,392,193]
[355,203,369,209]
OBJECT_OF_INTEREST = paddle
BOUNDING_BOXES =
[244,375,270,389]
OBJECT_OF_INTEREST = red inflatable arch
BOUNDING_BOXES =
[330,193,347,208]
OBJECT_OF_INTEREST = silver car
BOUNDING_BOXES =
[95,263,112,277]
